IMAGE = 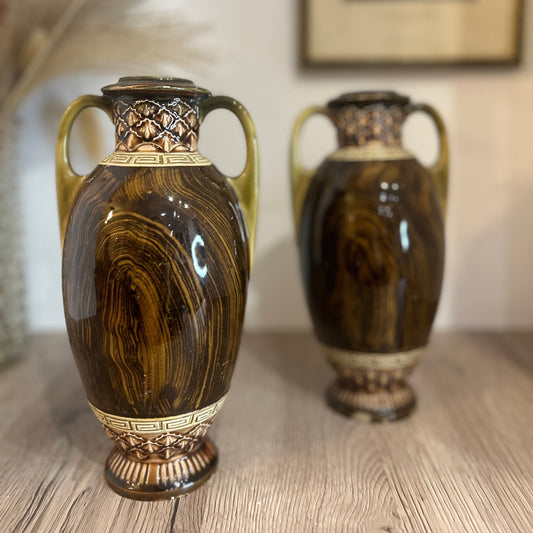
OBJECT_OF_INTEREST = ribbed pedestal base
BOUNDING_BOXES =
[104,437,217,500]
[327,380,416,422]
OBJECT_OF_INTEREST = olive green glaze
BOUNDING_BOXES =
[300,157,444,352]
[63,163,248,417]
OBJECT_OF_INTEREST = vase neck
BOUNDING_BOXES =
[101,77,210,153]
[110,95,201,153]
[327,92,409,148]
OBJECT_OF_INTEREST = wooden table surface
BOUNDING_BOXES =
[0,332,531,532]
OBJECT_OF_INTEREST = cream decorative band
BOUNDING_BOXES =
[328,146,414,162]
[89,395,226,434]
[100,151,212,167]
[322,344,425,371]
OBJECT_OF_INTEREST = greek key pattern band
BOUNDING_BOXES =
[100,151,212,167]
[328,146,413,162]
[322,344,425,371]
[89,395,226,435]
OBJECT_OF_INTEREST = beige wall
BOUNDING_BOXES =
[18,0,533,331]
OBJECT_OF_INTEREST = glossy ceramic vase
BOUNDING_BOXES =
[291,91,447,421]
[56,77,258,500]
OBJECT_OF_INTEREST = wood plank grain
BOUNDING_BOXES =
[0,332,531,532]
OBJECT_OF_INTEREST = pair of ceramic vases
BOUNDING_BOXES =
[57,77,447,500]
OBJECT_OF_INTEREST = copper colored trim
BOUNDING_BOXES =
[328,146,414,162]
[89,395,226,434]
[100,151,212,167]
[322,344,425,371]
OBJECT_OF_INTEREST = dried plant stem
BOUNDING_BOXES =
[0,0,86,118]
[1,2,211,121]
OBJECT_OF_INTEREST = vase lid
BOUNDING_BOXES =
[328,91,409,108]
[102,77,211,98]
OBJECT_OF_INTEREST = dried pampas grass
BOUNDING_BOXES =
[0,0,211,118]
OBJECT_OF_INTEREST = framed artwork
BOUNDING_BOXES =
[301,0,524,67]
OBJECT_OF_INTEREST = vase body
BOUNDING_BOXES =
[57,78,258,499]
[292,92,447,421]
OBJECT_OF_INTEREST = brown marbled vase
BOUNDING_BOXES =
[56,78,258,499]
[291,92,448,421]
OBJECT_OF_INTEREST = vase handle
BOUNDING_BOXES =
[406,103,449,217]
[199,96,259,270]
[56,94,113,246]
[290,105,331,236]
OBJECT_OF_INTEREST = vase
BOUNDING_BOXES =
[0,117,26,367]
[56,77,258,500]
[291,91,447,421]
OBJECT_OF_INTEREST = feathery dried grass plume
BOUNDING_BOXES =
[0,0,211,118]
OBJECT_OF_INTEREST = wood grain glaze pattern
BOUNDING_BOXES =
[62,163,249,418]
[299,157,444,353]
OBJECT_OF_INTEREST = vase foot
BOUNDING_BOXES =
[104,437,218,500]
[326,380,416,422]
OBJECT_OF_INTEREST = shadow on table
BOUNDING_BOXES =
[246,237,333,399]
[35,334,107,464]
[242,332,332,400]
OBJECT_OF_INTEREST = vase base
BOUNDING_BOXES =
[326,380,416,422]
[104,437,218,501]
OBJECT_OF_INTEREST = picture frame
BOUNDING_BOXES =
[301,0,524,67]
